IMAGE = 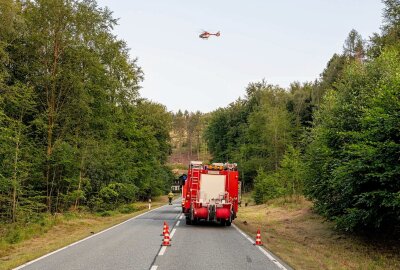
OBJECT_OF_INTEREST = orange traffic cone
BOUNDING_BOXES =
[254,229,263,246]
[161,222,168,236]
[162,229,171,246]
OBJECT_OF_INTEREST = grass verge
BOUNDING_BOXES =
[234,195,400,270]
[0,196,168,270]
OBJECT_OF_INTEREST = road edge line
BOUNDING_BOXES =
[232,223,289,270]
[170,228,177,238]
[158,246,167,256]
[13,204,168,270]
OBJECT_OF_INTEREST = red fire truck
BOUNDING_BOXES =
[181,161,240,226]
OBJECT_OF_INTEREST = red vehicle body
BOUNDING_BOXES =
[182,161,239,226]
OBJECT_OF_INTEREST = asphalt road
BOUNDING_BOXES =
[15,200,291,270]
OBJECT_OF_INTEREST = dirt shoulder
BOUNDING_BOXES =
[234,196,400,270]
[0,197,168,270]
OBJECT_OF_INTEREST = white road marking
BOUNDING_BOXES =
[232,224,255,244]
[170,228,177,238]
[258,246,287,270]
[13,204,168,270]
[179,213,184,220]
[158,246,167,256]
[150,266,158,270]
[232,224,288,270]
[176,220,180,226]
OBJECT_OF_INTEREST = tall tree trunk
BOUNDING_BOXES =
[179,135,183,163]
[46,29,61,212]
[190,136,192,159]
[274,112,279,171]
[74,155,84,210]
[11,117,22,223]
[55,188,60,213]
[197,133,200,160]
[46,113,53,211]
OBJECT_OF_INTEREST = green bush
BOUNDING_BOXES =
[99,186,119,204]
[117,204,137,214]
[253,146,305,204]
[6,229,22,244]
[97,211,114,217]
[253,170,283,204]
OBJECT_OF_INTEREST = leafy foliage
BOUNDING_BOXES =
[0,0,173,223]
[303,1,400,234]
[305,48,400,233]
[205,80,302,195]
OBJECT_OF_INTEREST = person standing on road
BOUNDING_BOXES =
[168,191,174,205]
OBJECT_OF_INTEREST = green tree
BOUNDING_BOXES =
[368,0,400,58]
[245,84,292,172]
[343,29,365,61]
[305,48,400,233]
[0,84,36,222]
[253,169,282,204]
[279,146,305,197]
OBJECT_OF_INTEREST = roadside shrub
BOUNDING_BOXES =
[99,186,119,205]
[97,211,113,217]
[117,204,137,214]
[253,170,283,204]
[6,229,22,244]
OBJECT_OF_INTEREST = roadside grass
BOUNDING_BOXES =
[0,196,168,270]
[235,194,400,270]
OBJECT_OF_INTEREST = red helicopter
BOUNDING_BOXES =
[199,31,221,39]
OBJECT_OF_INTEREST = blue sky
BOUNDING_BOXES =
[97,0,384,113]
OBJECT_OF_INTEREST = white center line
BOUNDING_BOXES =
[150,266,158,270]
[158,246,167,256]
[170,228,177,238]
[176,220,180,226]
[179,214,184,220]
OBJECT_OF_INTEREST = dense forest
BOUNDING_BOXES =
[169,110,210,166]
[0,0,173,224]
[204,0,399,235]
